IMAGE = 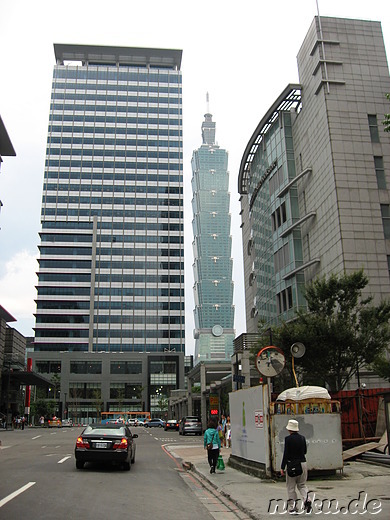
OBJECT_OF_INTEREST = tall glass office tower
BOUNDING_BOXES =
[34,44,184,353]
[191,112,235,363]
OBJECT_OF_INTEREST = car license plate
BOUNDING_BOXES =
[95,442,108,449]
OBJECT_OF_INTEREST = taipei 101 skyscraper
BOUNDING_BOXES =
[191,95,235,363]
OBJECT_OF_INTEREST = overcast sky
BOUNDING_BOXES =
[0,0,389,355]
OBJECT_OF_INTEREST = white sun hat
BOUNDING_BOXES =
[286,419,299,432]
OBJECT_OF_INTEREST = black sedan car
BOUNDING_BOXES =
[75,423,137,470]
[164,419,179,431]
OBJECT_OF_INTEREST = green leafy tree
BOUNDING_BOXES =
[30,399,57,422]
[370,350,390,382]
[257,270,390,391]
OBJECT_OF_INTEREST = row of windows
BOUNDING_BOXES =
[38,245,183,256]
[46,160,181,170]
[53,68,181,87]
[39,259,183,270]
[44,183,182,195]
[94,301,184,311]
[48,137,180,148]
[47,148,182,160]
[36,301,184,311]
[37,287,91,296]
[95,247,183,257]
[45,171,182,183]
[40,234,183,245]
[41,208,183,219]
[33,360,144,375]
[50,114,181,126]
[53,73,181,85]
[94,315,184,325]
[36,315,89,324]
[43,196,182,207]
[34,343,184,353]
[41,222,183,232]
[94,288,184,297]
[48,125,182,136]
[40,233,92,243]
[93,330,183,338]
[51,103,180,115]
[38,273,184,284]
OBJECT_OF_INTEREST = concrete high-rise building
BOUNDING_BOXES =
[239,14,390,357]
[34,44,184,354]
[192,110,235,363]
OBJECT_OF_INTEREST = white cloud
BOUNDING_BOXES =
[0,250,37,335]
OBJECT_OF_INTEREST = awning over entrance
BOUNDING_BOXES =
[3,371,51,387]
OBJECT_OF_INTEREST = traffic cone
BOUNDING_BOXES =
[217,454,225,471]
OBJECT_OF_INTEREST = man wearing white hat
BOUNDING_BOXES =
[280,419,312,514]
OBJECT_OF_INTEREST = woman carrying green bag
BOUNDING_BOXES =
[204,418,221,474]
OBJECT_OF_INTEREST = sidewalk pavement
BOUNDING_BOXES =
[166,444,390,518]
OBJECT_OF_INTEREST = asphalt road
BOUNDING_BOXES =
[0,426,213,520]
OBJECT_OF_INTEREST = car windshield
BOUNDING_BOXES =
[186,417,199,422]
[83,426,126,436]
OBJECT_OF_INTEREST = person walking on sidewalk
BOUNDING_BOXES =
[280,419,312,515]
[204,418,221,474]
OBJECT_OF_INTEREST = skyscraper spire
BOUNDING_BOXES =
[202,92,216,146]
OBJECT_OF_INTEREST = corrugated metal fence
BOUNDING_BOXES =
[331,388,388,443]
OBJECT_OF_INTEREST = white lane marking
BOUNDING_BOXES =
[41,445,47,448]
[0,482,36,508]
[32,435,42,440]
[58,456,71,464]
[0,446,11,450]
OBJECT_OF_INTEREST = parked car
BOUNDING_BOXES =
[62,419,73,427]
[165,419,179,431]
[48,417,62,428]
[75,423,138,470]
[179,416,202,436]
[144,418,166,428]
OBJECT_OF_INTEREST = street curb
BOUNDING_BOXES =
[182,459,259,520]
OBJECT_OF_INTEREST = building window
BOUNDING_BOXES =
[380,205,390,239]
[368,114,380,143]
[36,361,61,374]
[70,361,102,374]
[110,361,142,374]
[110,383,142,399]
[150,361,176,374]
[69,382,101,399]
[277,286,293,314]
[271,202,287,232]
[374,157,386,189]
[387,256,390,277]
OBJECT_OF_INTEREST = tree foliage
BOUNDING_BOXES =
[256,270,390,391]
